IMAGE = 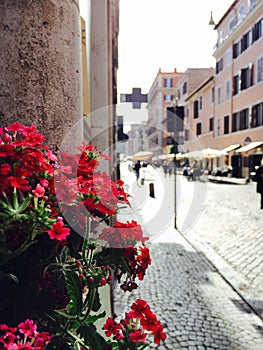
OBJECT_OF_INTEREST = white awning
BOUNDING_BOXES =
[235,141,263,153]
[221,144,240,153]
[183,147,227,159]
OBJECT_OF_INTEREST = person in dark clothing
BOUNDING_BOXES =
[134,160,141,181]
[253,159,263,209]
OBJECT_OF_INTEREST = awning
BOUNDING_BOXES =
[183,147,227,159]
[158,154,175,161]
[235,141,263,153]
[128,151,153,161]
[221,144,240,153]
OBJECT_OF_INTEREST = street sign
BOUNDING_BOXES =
[120,87,148,109]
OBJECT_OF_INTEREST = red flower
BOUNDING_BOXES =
[100,220,147,248]
[6,121,23,132]
[1,331,16,344]
[0,163,11,175]
[129,330,147,343]
[8,176,30,191]
[140,311,158,331]
[103,318,122,338]
[130,299,150,319]
[152,323,166,345]
[32,184,45,198]
[18,319,37,338]
[47,220,70,241]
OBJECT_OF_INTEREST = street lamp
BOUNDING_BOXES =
[208,11,216,26]
[166,95,184,229]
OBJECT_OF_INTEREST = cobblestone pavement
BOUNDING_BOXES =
[176,175,263,320]
[114,164,263,349]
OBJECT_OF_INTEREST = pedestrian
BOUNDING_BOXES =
[134,160,141,181]
[163,161,168,177]
[253,158,263,209]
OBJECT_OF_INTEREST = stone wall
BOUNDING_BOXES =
[0,0,82,151]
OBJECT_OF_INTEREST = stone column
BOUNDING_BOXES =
[0,0,82,151]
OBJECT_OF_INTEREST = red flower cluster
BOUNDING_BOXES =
[0,319,53,349]
[116,245,152,292]
[0,122,56,194]
[103,299,166,347]
[0,123,165,349]
[53,143,130,234]
[100,220,148,248]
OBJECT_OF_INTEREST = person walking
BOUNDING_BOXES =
[253,158,263,209]
[134,160,141,181]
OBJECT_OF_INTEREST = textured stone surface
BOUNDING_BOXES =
[0,0,82,150]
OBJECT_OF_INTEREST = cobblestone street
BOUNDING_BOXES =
[115,164,263,349]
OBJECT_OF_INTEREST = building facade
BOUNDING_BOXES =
[146,68,183,154]
[175,0,263,177]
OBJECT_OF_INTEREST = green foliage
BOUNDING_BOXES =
[64,270,83,315]
[78,323,109,350]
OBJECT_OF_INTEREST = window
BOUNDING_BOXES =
[216,58,223,74]
[224,115,229,134]
[233,74,240,95]
[177,90,181,99]
[257,55,263,83]
[241,64,253,90]
[211,86,215,103]
[216,118,221,136]
[232,40,241,59]
[226,80,231,100]
[164,94,172,101]
[232,113,238,132]
[238,5,245,22]
[182,82,187,94]
[252,18,263,42]
[232,108,250,131]
[240,109,249,130]
[196,122,202,136]
[241,30,251,52]
[217,86,222,104]
[184,129,189,141]
[229,15,238,33]
[199,96,203,110]
[194,100,199,118]
[164,78,172,87]
[209,117,214,132]
[219,29,225,44]
[225,48,232,68]
[251,102,263,127]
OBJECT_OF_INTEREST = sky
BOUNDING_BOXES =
[80,0,234,123]
[117,0,234,95]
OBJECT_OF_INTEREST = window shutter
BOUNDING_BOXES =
[194,100,199,118]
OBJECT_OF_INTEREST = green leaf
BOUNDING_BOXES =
[64,270,83,315]
[54,309,78,320]
[86,311,106,323]
[78,323,109,350]
[17,195,32,213]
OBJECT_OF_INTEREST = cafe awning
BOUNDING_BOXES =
[221,144,240,153]
[235,141,263,153]
[129,151,153,161]
[183,147,227,159]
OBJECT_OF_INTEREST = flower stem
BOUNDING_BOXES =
[82,214,90,265]
[0,239,37,266]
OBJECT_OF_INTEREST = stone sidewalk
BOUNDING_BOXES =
[114,163,263,349]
